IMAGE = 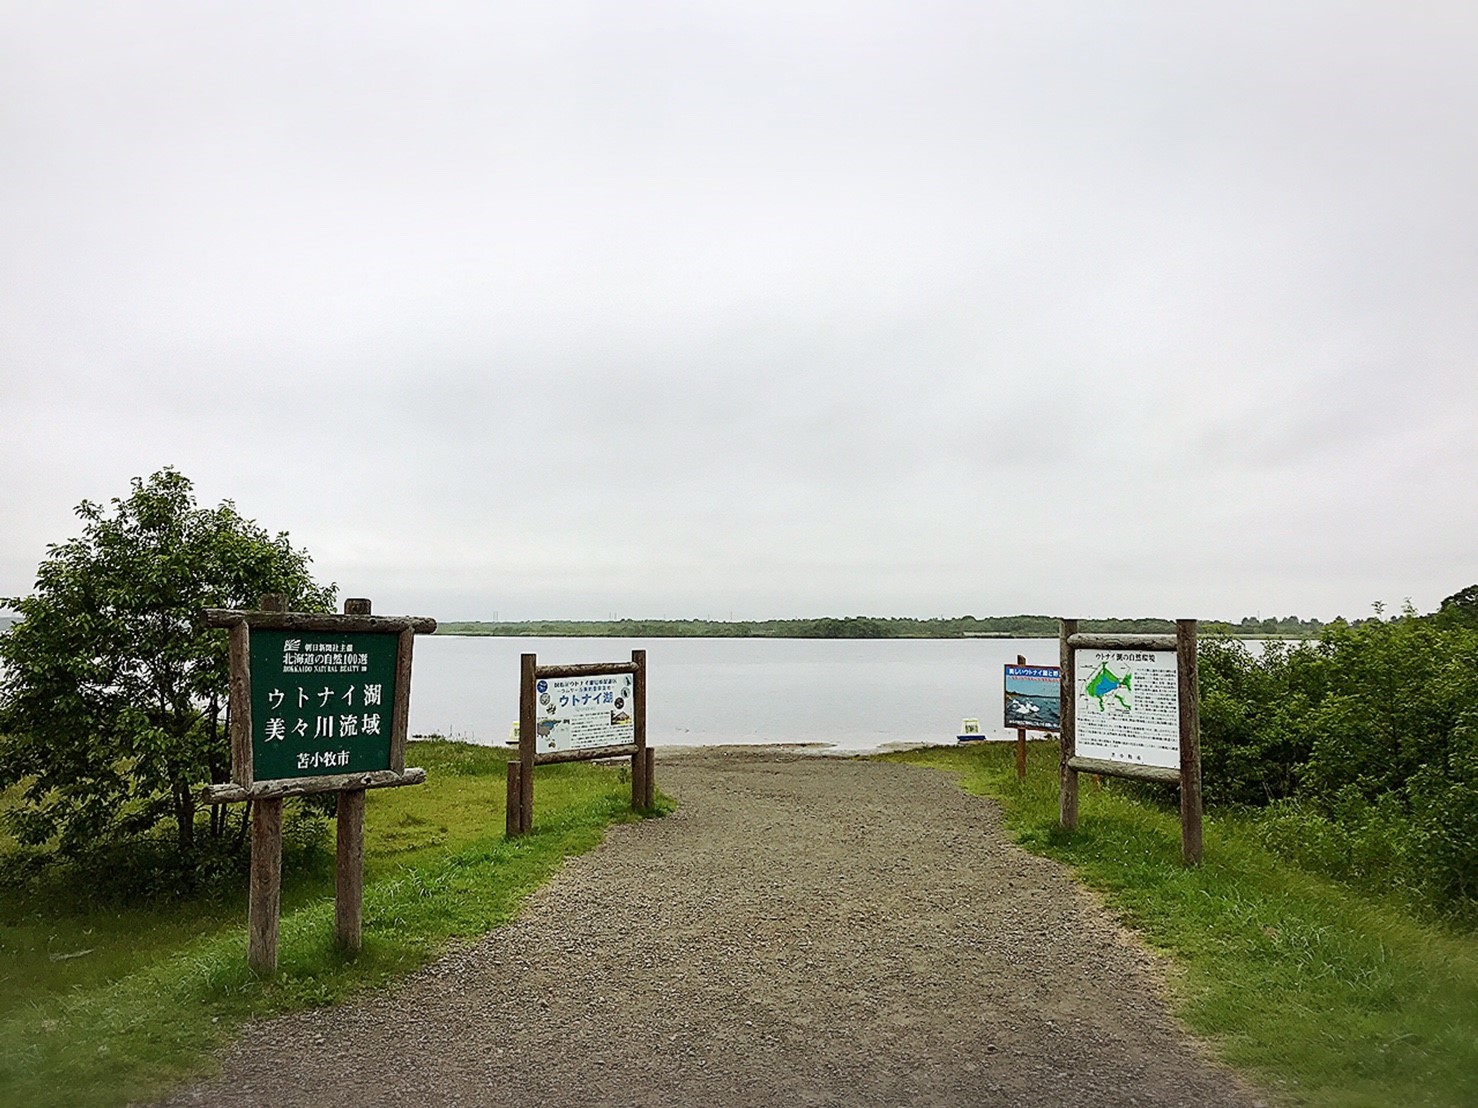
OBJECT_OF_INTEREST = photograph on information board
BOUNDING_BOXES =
[1003,665,1062,731]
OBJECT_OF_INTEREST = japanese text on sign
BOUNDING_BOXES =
[1073,647,1180,769]
[1003,664,1062,731]
[249,631,398,781]
[534,673,635,754]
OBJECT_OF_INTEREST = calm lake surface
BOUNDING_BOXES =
[407,636,1062,753]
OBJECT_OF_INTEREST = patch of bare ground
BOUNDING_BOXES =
[153,748,1268,1107]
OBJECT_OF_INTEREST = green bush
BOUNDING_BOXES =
[1198,604,1478,922]
[0,799,332,908]
[0,468,334,858]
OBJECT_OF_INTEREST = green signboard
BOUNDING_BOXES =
[248,630,398,781]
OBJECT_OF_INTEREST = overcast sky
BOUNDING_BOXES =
[2,2,1475,623]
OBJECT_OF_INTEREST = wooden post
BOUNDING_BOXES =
[631,649,647,811]
[505,760,522,837]
[335,788,365,950]
[1177,619,1203,866]
[643,746,655,810]
[248,796,282,973]
[227,619,252,788]
[518,653,536,834]
[1059,619,1079,830]
[247,592,288,974]
[631,747,647,812]
[1014,653,1028,783]
[335,597,372,951]
[390,626,414,775]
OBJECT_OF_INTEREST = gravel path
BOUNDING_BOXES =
[156,747,1265,1107]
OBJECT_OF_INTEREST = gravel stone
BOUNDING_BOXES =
[151,747,1266,1107]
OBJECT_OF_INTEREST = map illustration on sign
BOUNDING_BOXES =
[1082,662,1133,714]
[535,673,636,754]
[1073,648,1180,769]
[1003,665,1061,731]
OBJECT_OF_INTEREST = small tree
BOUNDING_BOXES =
[0,468,335,857]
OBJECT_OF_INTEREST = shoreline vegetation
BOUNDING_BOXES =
[435,614,1331,639]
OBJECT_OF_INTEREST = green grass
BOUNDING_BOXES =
[884,742,1478,1107]
[0,740,667,1108]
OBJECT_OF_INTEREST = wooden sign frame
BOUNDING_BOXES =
[202,596,436,972]
[507,649,651,835]
[1058,618,1202,865]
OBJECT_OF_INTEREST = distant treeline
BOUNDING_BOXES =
[435,614,1332,639]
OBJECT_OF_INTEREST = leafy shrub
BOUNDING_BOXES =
[0,798,332,908]
[1199,605,1478,922]
[0,468,334,857]
[1198,636,1327,805]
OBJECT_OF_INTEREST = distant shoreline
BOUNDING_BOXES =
[432,616,1324,640]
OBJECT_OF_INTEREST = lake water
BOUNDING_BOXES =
[406,636,1063,753]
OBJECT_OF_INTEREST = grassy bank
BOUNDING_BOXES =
[0,740,664,1108]
[885,742,1478,1107]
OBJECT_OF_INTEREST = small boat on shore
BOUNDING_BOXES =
[956,718,984,743]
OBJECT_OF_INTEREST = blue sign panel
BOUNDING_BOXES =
[1003,664,1062,732]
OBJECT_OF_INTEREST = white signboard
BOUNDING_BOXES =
[1074,647,1181,769]
[533,672,636,755]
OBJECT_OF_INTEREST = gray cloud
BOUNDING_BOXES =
[3,2,1476,621]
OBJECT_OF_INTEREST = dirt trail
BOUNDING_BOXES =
[155,748,1265,1107]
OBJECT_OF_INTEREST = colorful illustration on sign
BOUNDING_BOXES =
[535,673,636,754]
[1082,662,1132,712]
[1073,648,1180,769]
[248,630,398,781]
[1003,665,1062,731]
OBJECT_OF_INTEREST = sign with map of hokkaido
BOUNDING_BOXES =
[1073,648,1181,769]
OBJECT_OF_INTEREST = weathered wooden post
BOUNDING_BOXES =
[632,649,648,811]
[248,790,283,973]
[518,653,537,833]
[505,760,522,837]
[334,597,372,952]
[1058,619,1079,831]
[1015,653,1029,783]
[249,593,287,973]
[1177,619,1203,866]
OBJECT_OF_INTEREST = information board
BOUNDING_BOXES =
[248,630,398,780]
[1003,665,1062,731]
[1072,647,1180,769]
[533,671,636,755]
